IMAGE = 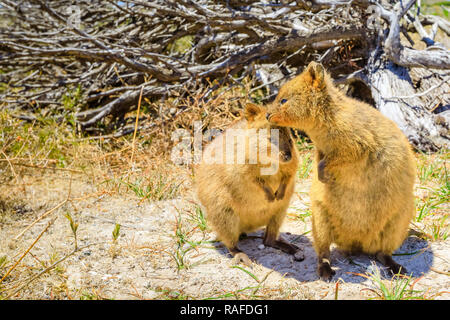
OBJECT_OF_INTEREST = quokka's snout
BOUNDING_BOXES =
[281,149,292,162]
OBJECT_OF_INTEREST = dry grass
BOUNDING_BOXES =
[414,150,449,241]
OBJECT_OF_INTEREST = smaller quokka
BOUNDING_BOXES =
[195,103,303,266]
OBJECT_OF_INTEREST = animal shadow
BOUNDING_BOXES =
[215,230,433,283]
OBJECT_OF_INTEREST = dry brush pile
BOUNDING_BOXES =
[0,0,449,152]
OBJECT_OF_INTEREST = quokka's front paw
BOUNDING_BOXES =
[262,186,276,202]
[264,190,275,202]
[274,184,286,200]
[318,159,334,183]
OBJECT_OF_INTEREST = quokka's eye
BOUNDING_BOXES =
[280,99,288,105]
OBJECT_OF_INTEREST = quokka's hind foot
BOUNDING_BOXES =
[239,233,248,240]
[229,247,252,268]
[263,237,304,261]
[316,250,335,281]
[317,260,335,281]
[376,252,408,275]
[232,252,252,267]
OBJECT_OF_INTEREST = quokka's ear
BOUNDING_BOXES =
[244,103,264,120]
[305,61,325,89]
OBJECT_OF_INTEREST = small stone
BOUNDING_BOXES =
[258,244,265,250]
[294,250,305,261]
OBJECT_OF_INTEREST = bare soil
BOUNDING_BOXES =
[0,170,448,300]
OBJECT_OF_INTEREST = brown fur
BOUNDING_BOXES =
[195,104,302,265]
[267,62,416,280]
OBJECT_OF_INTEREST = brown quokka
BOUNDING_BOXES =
[267,62,416,280]
[195,103,303,266]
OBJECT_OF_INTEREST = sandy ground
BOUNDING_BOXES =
[0,173,449,300]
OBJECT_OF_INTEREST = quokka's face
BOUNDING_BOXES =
[273,125,293,163]
[244,103,294,163]
[266,61,328,130]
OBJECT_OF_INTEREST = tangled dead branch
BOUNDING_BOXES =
[0,0,449,151]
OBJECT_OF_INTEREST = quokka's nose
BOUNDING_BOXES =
[266,113,271,121]
[284,151,292,162]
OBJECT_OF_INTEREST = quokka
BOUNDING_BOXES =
[267,62,416,280]
[195,103,303,266]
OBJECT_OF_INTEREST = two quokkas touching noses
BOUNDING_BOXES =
[196,61,416,281]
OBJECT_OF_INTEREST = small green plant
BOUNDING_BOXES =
[430,215,448,241]
[64,212,79,250]
[188,206,208,232]
[117,175,180,201]
[417,151,447,184]
[124,178,148,198]
[109,223,122,259]
[295,136,313,152]
[416,193,442,222]
[298,153,313,179]
[168,212,210,270]
[169,213,193,270]
[420,0,450,18]
[48,252,65,275]
[249,86,270,104]
[292,208,312,224]
[415,150,449,227]
[231,265,260,283]
[61,84,83,112]
[154,287,190,300]
[166,35,194,55]
[112,223,121,242]
[203,270,273,300]
[79,290,100,300]
[0,256,7,270]
[360,264,426,300]
[0,108,78,170]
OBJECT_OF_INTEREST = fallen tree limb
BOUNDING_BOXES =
[0,0,448,151]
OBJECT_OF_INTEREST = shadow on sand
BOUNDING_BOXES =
[215,230,433,284]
